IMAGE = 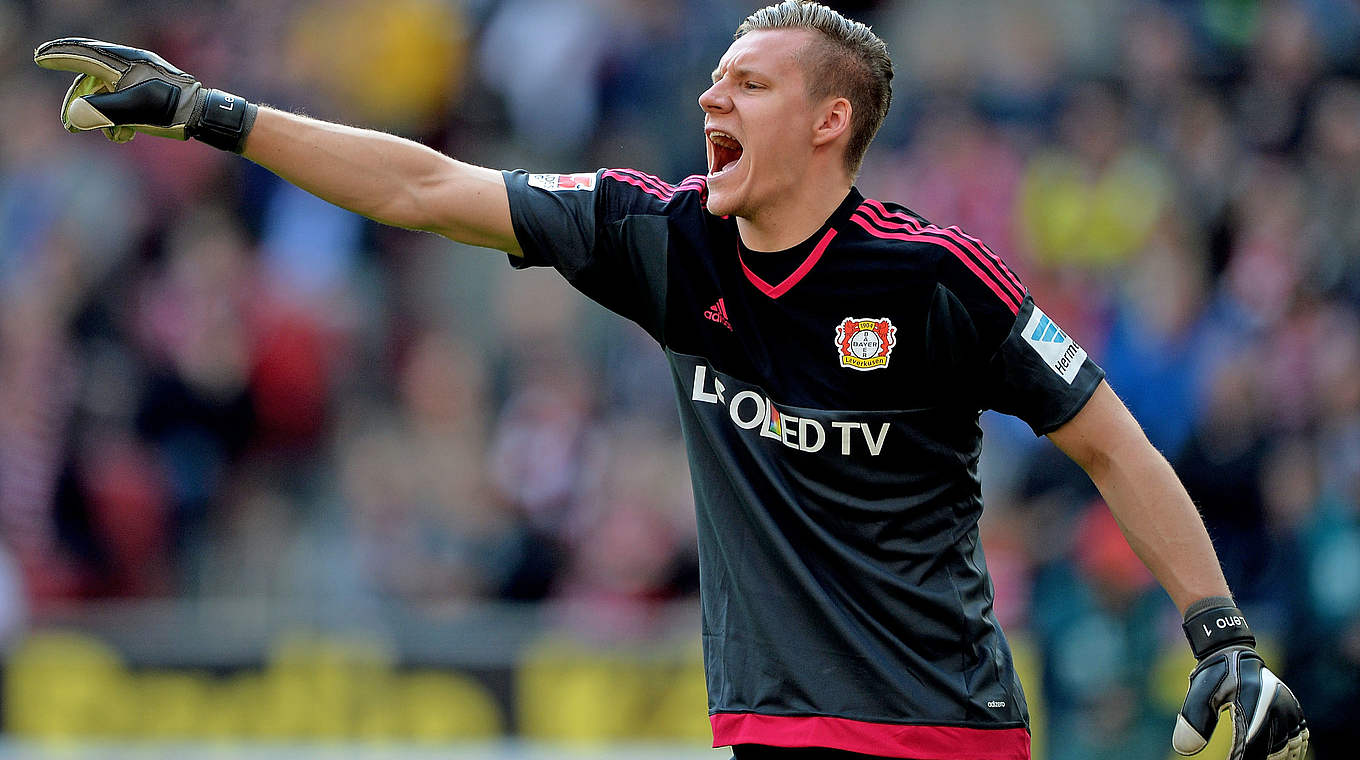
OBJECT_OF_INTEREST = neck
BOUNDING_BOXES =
[736,177,854,251]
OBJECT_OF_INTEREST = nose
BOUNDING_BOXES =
[699,81,730,114]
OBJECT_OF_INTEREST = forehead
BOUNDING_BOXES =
[713,28,815,80]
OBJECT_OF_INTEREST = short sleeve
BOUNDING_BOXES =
[502,169,669,342]
[983,295,1105,435]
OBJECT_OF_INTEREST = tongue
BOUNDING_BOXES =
[712,144,741,174]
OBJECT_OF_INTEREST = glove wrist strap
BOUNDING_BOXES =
[1183,604,1255,658]
[188,89,257,153]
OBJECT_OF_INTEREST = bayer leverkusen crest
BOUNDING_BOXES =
[835,317,896,371]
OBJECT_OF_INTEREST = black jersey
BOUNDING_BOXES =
[503,168,1104,760]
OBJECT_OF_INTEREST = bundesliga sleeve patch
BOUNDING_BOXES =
[527,172,597,191]
[835,317,896,371]
[1022,307,1086,384]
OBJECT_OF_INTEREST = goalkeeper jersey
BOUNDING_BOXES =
[503,168,1104,760]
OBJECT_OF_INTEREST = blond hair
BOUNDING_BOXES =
[737,1,893,176]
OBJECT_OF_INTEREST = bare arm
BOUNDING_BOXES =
[242,107,521,254]
[1047,380,1231,614]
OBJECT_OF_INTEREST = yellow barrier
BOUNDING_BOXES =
[4,631,503,741]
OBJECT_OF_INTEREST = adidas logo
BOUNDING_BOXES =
[1029,314,1067,343]
[704,298,732,331]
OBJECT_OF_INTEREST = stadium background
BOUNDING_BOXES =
[1,0,1357,757]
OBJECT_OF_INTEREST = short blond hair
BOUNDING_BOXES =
[737,1,893,176]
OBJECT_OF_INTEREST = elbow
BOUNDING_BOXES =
[369,182,439,232]
[1071,441,1115,484]
[362,157,463,233]
[1070,424,1163,492]
[1049,381,1148,484]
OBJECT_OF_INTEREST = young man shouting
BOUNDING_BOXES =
[35,2,1307,758]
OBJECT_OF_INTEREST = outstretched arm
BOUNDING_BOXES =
[34,37,520,254]
[1046,379,1228,614]
[242,108,519,253]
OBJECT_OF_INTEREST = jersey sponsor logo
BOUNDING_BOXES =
[835,317,896,371]
[527,172,597,191]
[1022,307,1087,384]
[704,298,732,330]
[691,364,890,457]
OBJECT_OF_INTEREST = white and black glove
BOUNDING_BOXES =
[33,37,256,152]
[1175,597,1309,760]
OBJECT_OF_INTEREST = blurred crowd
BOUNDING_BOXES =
[1,0,1358,756]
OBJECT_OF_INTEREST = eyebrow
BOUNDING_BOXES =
[711,65,764,84]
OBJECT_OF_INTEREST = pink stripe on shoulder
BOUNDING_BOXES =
[601,169,708,203]
[851,212,1020,314]
[602,169,674,200]
[862,198,1025,294]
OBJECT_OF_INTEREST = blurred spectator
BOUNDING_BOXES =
[1153,85,1240,256]
[1232,1,1323,153]
[1031,501,1163,760]
[338,329,515,603]
[131,207,258,582]
[1220,155,1308,328]
[554,424,697,639]
[478,0,613,160]
[1174,353,1272,600]
[287,0,468,132]
[1097,220,1210,457]
[1283,441,1360,755]
[1302,77,1360,302]
[1017,82,1175,272]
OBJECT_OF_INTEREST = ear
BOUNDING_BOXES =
[811,96,852,148]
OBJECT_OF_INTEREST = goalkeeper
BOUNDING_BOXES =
[35,8,1308,759]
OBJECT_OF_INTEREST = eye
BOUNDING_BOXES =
[743,81,764,90]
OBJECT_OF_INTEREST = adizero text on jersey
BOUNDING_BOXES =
[504,168,1104,760]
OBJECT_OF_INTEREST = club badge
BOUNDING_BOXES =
[835,317,896,371]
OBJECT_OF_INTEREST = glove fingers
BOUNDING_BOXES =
[61,74,116,131]
[82,79,184,129]
[1264,724,1307,760]
[34,38,130,83]
[1176,656,1229,755]
[1173,711,1212,755]
[37,37,188,76]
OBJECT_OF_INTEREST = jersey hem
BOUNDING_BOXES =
[710,712,1030,760]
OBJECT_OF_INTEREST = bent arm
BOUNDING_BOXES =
[242,107,521,254]
[1047,380,1231,614]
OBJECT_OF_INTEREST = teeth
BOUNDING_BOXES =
[708,130,740,148]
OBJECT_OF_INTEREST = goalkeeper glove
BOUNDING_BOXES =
[1175,598,1309,760]
[33,37,257,152]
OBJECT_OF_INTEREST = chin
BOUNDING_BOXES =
[705,184,745,218]
[706,193,735,217]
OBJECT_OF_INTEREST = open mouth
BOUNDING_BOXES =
[708,130,744,177]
